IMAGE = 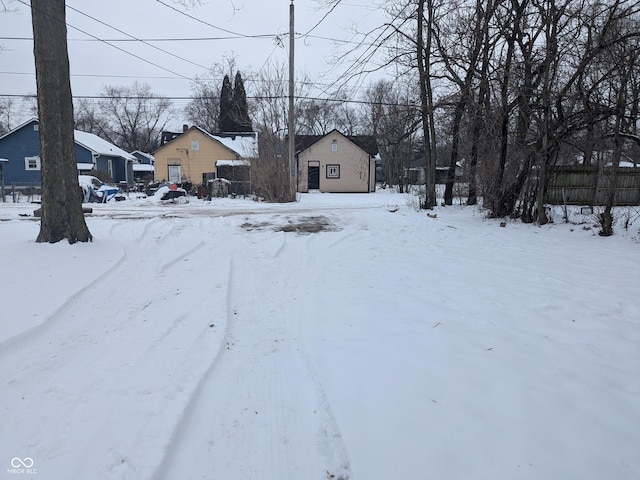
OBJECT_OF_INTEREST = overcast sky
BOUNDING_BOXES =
[0,0,388,123]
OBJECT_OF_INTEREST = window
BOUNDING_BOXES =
[168,165,181,183]
[326,164,340,178]
[25,156,41,170]
[33,124,39,132]
[331,139,338,152]
[191,141,200,151]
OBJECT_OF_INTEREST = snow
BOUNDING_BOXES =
[208,132,258,158]
[0,191,638,480]
[132,164,155,173]
[73,130,136,161]
[216,159,251,167]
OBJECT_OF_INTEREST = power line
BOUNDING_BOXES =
[0,34,366,46]
[15,0,194,81]
[65,3,211,71]
[299,0,343,38]
[0,92,415,108]
[0,71,185,80]
[154,0,276,40]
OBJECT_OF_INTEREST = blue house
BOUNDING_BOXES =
[0,118,135,187]
[130,150,155,181]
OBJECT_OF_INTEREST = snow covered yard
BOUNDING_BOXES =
[0,191,638,480]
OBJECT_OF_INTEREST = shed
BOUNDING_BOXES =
[215,159,251,196]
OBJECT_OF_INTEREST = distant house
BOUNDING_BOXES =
[0,118,135,185]
[131,150,155,181]
[153,125,257,185]
[296,129,378,193]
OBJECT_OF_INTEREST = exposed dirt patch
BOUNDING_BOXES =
[241,215,339,234]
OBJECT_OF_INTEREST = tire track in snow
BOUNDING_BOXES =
[152,230,351,480]
[0,217,231,479]
[0,219,141,354]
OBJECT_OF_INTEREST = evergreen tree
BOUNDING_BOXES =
[218,74,234,132]
[231,71,253,132]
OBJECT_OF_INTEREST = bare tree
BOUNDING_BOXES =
[417,0,439,208]
[74,98,107,134]
[434,0,495,205]
[596,4,640,235]
[250,61,292,135]
[364,79,420,191]
[31,0,91,243]
[184,76,220,134]
[0,98,15,135]
[251,133,294,202]
[97,82,173,152]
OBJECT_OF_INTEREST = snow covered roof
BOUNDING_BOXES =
[210,134,257,158]
[216,160,251,167]
[208,177,231,184]
[154,126,258,159]
[131,150,155,162]
[74,131,136,161]
[77,163,94,170]
[133,164,155,172]
[607,160,639,168]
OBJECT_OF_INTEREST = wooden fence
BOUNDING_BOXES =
[545,166,640,206]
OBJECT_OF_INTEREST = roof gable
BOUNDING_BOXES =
[295,129,378,157]
[73,130,135,160]
[154,126,257,158]
[131,150,155,162]
[0,118,39,143]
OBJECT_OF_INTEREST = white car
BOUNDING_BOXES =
[79,175,119,203]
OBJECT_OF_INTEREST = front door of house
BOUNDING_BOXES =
[308,166,320,189]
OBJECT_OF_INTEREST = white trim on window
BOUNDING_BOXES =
[25,156,41,171]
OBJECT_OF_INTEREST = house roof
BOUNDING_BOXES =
[0,117,38,142]
[131,150,155,162]
[133,164,155,172]
[74,131,136,161]
[155,126,258,158]
[210,133,257,158]
[216,159,251,167]
[295,129,379,157]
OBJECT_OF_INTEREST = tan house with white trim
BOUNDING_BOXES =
[153,126,257,185]
[297,129,377,193]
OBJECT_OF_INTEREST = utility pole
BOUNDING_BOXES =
[288,0,296,199]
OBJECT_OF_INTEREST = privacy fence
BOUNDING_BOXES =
[545,166,640,206]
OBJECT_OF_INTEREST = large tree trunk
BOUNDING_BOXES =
[32,0,91,243]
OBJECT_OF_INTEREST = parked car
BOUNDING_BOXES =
[79,175,119,203]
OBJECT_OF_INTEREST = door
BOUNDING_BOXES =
[308,166,320,189]
[168,165,181,183]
